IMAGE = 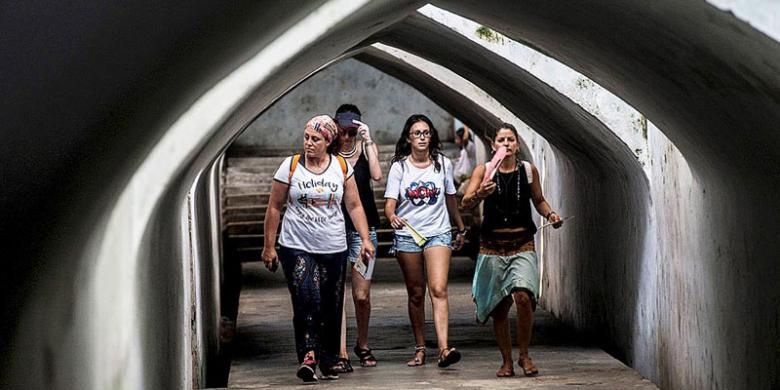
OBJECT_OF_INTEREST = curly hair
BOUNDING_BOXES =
[391,114,443,172]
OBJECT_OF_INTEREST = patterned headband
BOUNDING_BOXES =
[305,115,339,144]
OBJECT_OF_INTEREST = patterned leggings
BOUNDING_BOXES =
[279,246,347,367]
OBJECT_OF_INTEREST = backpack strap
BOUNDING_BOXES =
[521,161,533,184]
[336,154,348,180]
[288,154,301,183]
[289,154,347,183]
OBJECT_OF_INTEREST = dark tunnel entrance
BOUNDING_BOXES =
[2,1,779,389]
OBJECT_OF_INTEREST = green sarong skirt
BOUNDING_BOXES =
[472,250,539,324]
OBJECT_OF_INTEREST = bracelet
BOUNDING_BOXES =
[364,139,374,146]
[455,228,467,236]
[545,211,556,219]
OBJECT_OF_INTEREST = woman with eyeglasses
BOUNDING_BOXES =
[331,104,382,373]
[460,123,563,378]
[384,114,466,368]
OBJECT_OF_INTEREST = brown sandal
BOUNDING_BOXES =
[518,356,539,376]
[407,345,426,367]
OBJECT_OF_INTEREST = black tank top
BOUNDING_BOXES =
[481,164,537,235]
[342,144,380,230]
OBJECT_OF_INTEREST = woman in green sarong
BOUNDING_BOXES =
[461,123,563,377]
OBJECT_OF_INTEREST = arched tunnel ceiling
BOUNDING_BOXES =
[352,49,502,140]
[359,12,645,180]
[0,0,426,362]
[352,46,535,160]
[431,0,780,180]
[0,1,778,389]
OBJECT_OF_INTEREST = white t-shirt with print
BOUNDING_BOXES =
[384,156,457,238]
[273,154,354,253]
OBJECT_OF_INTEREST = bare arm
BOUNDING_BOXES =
[363,140,383,181]
[344,176,375,260]
[529,164,563,228]
[460,164,496,209]
[446,193,466,250]
[384,197,406,230]
[261,180,288,270]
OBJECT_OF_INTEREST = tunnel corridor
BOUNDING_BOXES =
[2,1,779,389]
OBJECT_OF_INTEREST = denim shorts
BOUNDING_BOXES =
[347,227,379,263]
[390,231,452,254]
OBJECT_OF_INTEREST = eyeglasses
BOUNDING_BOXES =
[410,130,431,139]
[346,127,358,137]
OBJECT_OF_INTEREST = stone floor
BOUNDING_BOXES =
[224,258,658,389]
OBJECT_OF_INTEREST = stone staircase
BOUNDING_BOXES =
[221,144,475,262]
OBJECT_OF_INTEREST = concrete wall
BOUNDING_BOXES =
[232,58,453,152]
[424,2,780,389]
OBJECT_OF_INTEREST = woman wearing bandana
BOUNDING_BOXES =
[262,115,375,384]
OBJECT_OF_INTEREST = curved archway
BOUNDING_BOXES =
[2,1,778,389]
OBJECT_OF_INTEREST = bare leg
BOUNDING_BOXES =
[397,251,427,366]
[513,289,538,376]
[352,268,377,366]
[352,268,372,349]
[492,296,515,377]
[423,246,451,354]
[339,292,349,359]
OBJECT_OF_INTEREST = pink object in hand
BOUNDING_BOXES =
[482,146,509,186]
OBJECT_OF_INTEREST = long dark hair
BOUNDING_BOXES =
[326,117,342,155]
[392,114,443,172]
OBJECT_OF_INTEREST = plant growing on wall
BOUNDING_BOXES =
[475,25,505,44]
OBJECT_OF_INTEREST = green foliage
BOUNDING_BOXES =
[475,25,504,44]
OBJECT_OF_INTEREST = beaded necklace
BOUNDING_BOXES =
[495,157,522,209]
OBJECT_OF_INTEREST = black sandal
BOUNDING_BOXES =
[407,345,426,367]
[353,345,378,367]
[437,347,461,368]
[332,357,353,373]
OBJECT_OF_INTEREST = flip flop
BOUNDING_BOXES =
[518,357,539,376]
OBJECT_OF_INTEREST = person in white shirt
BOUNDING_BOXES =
[453,125,488,191]
[453,126,476,187]
[384,114,467,369]
[262,115,375,384]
